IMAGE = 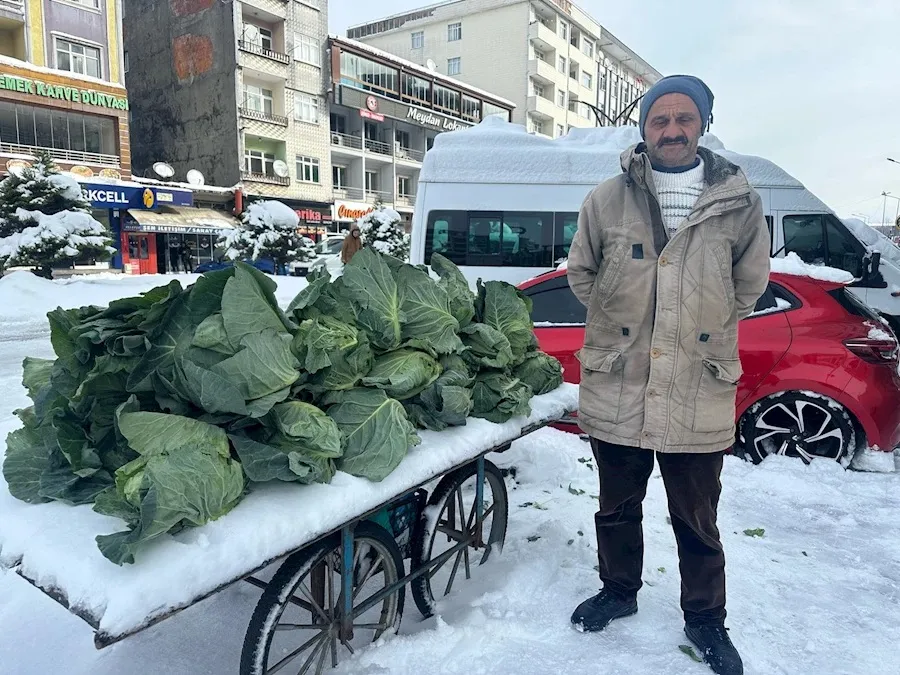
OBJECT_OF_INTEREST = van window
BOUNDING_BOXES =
[764,215,773,251]
[426,210,573,268]
[521,275,586,324]
[782,214,863,277]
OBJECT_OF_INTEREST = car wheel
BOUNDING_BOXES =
[737,392,857,465]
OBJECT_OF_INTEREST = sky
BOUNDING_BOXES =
[329,0,900,226]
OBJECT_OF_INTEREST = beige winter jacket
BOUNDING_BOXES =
[567,145,771,453]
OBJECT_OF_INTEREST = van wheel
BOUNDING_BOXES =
[736,392,856,465]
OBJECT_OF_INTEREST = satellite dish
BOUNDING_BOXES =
[186,169,206,186]
[426,58,437,71]
[243,24,259,41]
[273,160,289,178]
[152,161,175,178]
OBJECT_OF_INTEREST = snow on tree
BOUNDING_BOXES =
[0,209,115,279]
[0,150,112,278]
[0,150,91,239]
[219,200,315,275]
[357,206,410,261]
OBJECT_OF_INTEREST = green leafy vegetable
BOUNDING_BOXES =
[679,645,703,663]
[341,248,403,352]
[476,280,535,365]
[471,371,532,423]
[431,253,476,327]
[513,351,564,396]
[362,349,442,401]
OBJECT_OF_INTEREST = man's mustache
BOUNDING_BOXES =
[658,136,688,147]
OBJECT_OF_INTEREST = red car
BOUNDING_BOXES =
[520,269,900,465]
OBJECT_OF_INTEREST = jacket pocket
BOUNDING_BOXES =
[692,357,742,433]
[576,346,625,424]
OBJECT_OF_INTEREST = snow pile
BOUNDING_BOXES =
[0,209,114,263]
[842,218,900,270]
[358,206,410,260]
[864,321,894,341]
[46,174,84,202]
[220,200,314,267]
[769,252,855,283]
[423,118,821,206]
[0,384,577,639]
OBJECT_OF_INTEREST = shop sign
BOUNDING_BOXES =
[360,109,385,121]
[295,207,332,224]
[333,200,375,221]
[0,74,130,110]
[406,106,469,132]
[81,182,193,209]
[123,222,223,235]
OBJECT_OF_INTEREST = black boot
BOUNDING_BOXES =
[684,624,744,675]
[570,589,637,632]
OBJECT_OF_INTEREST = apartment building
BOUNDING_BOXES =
[348,0,661,139]
[123,0,333,227]
[327,36,514,227]
[0,0,130,178]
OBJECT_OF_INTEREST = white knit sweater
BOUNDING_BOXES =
[652,158,706,236]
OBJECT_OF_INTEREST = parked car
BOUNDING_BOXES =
[519,269,900,465]
[290,235,345,276]
[193,258,276,274]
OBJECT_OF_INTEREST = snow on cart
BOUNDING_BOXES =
[0,248,578,674]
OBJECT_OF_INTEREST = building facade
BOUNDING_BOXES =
[348,0,661,139]
[327,36,514,227]
[123,0,332,230]
[0,0,130,178]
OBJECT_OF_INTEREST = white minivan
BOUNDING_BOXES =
[410,118,900,331]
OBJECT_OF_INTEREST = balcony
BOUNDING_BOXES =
[364,189,392,203]
[528,21,559,51]
[528,58,560,85]
[241,170,290,186]
[526,95,558,121]
[331,132,363,151]
[0,0,25,21]
[394,194,416,207]
[239,107,289,126]
[333,186,364,200]
[394,146,425,163]
[238,40,290,64]
[0,142,119,167]
[364,138,392,157]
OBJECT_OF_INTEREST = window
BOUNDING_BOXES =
[521,275,586,324]
[558,21,568,41]
[55,38,101,79]
[433,84,460,113]
[782,214,864,277]
[558,55,566,73]
[365,170,379,192]
[424,210,557,268]
[243,84,274,114]
[60,0,100,8]
[447,22,462,41]
[123,51,129,74]
[583,39,594,58]
[402,73,431,103]
[461,95,481,122]
[579,102,591,118]
[296,155,320,183]
[294,33,321,66]
[569,63,578,80]
[398,175,411,197]
[582,71,593,89]
[330,112,347,134]
[340,52,399,96]
[395,129,410,150]
[294,92,319,123]
[482,101,508,121]
[411,31,424,49]
[531,81,544,98]
[553,212,578,262]
[530,119,545,135]
[332,165,347,188]
[243,24,273,50]
[447,57,461,76]
[556,90,565,107]
[245,149,276,175]
[0,102,116,155]
[556,123,565,137]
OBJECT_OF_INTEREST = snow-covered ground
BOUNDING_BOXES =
[2,272,900,675]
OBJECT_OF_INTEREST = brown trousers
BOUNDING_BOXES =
[590,438,727,625]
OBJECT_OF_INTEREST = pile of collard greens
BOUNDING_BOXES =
[3,249,562,564]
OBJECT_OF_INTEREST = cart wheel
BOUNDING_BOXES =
[240,521,405,675]
[410,459,508,618]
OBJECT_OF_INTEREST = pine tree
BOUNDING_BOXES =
[0,150,91,238]
[0,150,110,278]
[219,200,315,275]
[357,206,410,261]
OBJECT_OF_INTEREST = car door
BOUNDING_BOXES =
[520,274,585,383]
[738,283,793,405]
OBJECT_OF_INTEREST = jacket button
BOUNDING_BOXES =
[659,256,668,266]
[650,348,662,359]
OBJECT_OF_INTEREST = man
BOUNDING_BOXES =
[566,75,770,675]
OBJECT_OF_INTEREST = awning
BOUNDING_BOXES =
[123,207,239,235]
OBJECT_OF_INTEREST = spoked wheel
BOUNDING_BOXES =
[241,521,405,675]
[410,459,508,618]
[737,392,856,465]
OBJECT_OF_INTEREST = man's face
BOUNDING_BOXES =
[644,93,703,169]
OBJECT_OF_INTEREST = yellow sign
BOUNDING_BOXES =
[142,188,155,208]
